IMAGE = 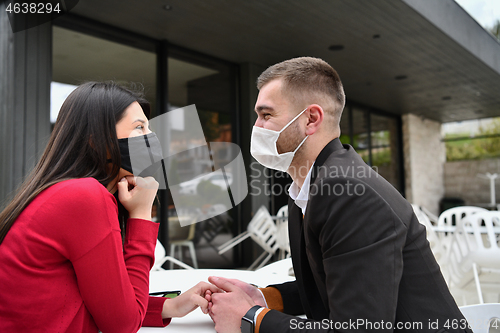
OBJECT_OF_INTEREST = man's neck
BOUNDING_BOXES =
[287,158,314,188]
[287,136,337,187]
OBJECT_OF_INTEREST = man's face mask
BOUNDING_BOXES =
[116,132,163,178]
[250,108,308,172]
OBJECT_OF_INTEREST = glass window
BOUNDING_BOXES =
[338,106,351,145]
[166,56,236,268]
[351,107,370,164]
[52,26,157,121]
[339,104,403,193]
[370,114,402,192]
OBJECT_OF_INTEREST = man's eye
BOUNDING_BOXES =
[263,114,271,120]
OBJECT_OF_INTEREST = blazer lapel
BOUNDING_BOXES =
[288,197,328,319]
[287,138,346,320]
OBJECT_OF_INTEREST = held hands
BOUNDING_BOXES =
[162,282,222,318]
[209,277,266,307]
[117,176,159,220]
[206,276,261,333]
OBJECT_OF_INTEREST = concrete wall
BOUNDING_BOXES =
[444,158,500,207]
[0,7,52,209]
[402,114,445,215]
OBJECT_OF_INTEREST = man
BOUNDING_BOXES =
[207,57,470,333]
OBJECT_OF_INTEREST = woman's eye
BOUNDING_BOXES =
[135,125,144,130]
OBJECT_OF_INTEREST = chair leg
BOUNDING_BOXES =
[255,253,274,270]
[188,242,198,269]
[248,251,271,271]
[472,262,484,304]
[170,244,176,270]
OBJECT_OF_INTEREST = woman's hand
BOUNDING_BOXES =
[161,282,222,318]
[117,176,158,220]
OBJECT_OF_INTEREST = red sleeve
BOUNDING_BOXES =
[60,179,168,332]
[143,296,171,327]
[73,219,162,332]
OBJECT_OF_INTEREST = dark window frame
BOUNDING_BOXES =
[343,100,405,196]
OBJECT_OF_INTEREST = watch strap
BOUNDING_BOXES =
[242,305,263,333]
[243,305,262,322]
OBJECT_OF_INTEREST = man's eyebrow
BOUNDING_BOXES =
[255,105,275,113]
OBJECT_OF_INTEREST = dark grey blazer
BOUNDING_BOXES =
[260,138,472,333]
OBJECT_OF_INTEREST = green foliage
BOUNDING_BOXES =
[445,118,500,161]
[173,179,228,209]
[196,179,223,199]
[489,20,500,39]
[372,148,392,166]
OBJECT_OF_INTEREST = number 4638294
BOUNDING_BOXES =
[6,2,61,14]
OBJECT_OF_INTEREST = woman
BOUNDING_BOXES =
[0,82,218,332]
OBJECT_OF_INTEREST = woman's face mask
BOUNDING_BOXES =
[116,132,163,177]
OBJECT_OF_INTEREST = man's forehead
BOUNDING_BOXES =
[255,80,287,112]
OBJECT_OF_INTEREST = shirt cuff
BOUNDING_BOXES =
[253,307,265,324]
[255,308,271,333]
[256,288,268,308]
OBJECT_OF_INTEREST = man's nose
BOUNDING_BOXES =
[254,117,263,128]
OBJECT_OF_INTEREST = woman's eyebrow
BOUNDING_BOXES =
[132,119,146,125]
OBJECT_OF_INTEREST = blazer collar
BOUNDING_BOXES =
[310,138,345,184]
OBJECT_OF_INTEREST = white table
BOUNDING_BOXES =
[139,268,295,332]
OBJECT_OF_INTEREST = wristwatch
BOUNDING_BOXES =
[241,305,262,333]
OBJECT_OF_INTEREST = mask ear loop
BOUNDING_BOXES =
[293,135,309,153]
[278,107,308,134]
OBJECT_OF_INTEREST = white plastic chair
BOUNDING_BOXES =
[218,206,279,270]
[460,303,500,333]
[437,206,489,252]
[420,206,439,225]
[275,205,288,224]
[152,239,194,270]
[447,211,500,304]
[169,216,198,269]
[412,205,447,268]
[438,206,489,230]
[274,205,290,260]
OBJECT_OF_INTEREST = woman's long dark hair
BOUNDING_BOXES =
[0,81,150,244]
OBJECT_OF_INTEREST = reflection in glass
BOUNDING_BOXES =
[370,114,401,192]
[339,104,402,193]
[52,26,157,114]
[351,108,370,164]
[165,57,236,268]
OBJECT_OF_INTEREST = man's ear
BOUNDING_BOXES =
[305,104,324,136]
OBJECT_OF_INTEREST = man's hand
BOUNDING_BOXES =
[209,276,266,307]
[207,276,257,333]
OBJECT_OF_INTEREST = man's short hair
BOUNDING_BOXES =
[257,57,345,126]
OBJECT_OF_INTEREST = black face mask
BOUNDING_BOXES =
[114,132,164,178]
